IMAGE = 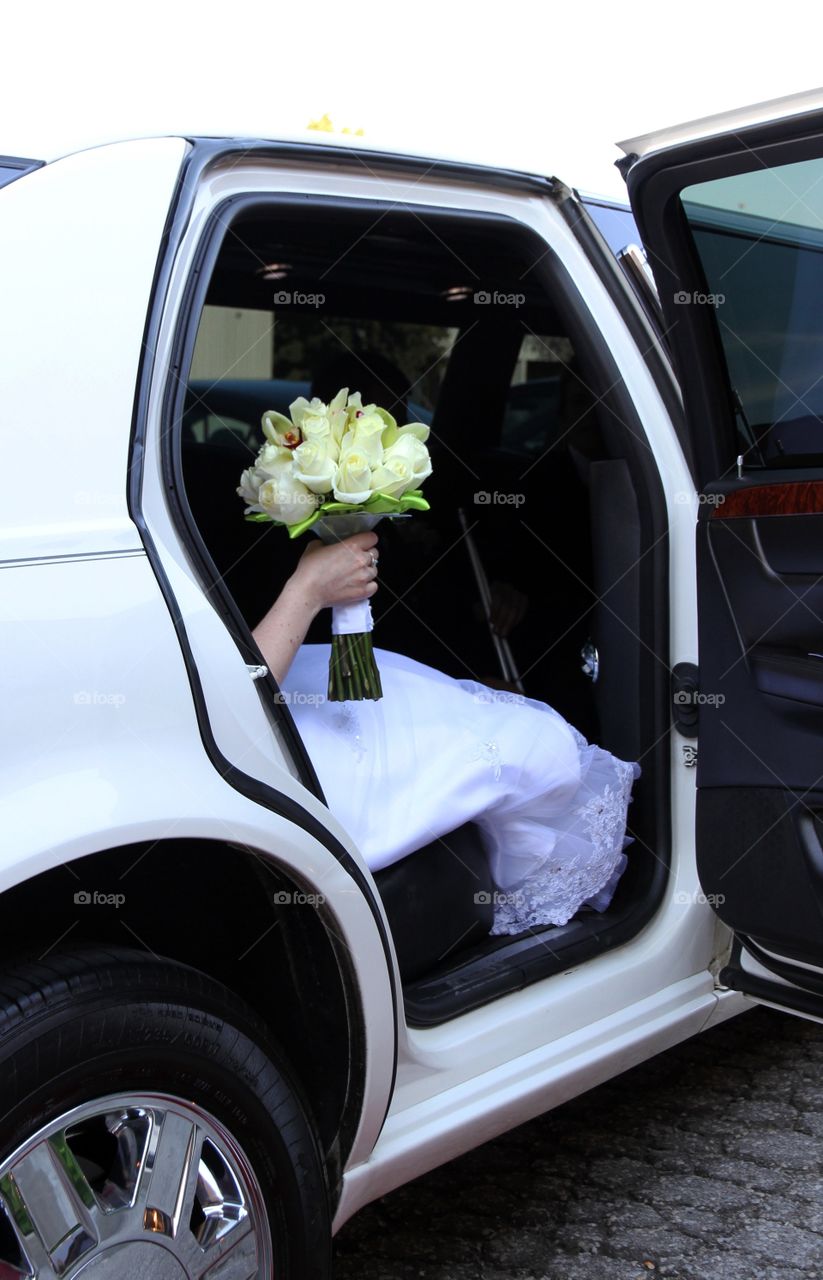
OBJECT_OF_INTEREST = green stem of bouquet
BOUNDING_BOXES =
[349,637,363,701]
[327,632,383,702]
[361,634,383,699]
[330,640,345,702]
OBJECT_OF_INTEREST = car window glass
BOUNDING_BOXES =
[500,334,574,457]
[582,199,641,256]
[186,304,456,451]
[681,157,823,466]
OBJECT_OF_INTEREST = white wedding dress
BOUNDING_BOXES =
[280,645,641,935]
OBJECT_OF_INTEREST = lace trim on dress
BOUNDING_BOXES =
[489,755,640,935]
[574,757,638,853]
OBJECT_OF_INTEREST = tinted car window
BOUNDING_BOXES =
[582,198,641,256]
[681,158,823,465]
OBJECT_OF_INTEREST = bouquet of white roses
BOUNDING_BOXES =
[237,386,432,701]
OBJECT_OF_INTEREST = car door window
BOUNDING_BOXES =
[681,157,823,466]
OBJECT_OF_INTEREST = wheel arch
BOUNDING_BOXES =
[0,835,367,1203]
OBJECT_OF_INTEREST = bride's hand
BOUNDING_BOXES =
[290,531,379,614]
[252,533,379,685]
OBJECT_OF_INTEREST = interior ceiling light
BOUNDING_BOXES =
[257,262,293,281]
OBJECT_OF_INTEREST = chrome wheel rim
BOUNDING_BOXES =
[0,1092,274,1278]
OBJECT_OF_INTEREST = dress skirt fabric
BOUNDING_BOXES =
[280,644,641,935]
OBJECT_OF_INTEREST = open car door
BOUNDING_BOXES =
[622,89,823,1020]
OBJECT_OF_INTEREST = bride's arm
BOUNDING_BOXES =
[251,531,379,685]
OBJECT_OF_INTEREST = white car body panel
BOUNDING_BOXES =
[0,548,396,1168]
[336,974,739,1227]
[0,139,187,563]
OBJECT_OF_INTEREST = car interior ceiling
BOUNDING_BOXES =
[178,203,663,1023]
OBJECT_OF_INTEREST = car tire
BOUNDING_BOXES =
[0,946,332,1279]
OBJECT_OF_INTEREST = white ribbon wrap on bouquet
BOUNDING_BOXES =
[331,598,375,636]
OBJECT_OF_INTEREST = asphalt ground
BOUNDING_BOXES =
[334,1005,823,1280]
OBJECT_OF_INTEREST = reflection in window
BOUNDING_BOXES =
[501,334,574,457]
[184,307,456,447]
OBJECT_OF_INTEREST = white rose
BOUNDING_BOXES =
[256,442,294,476]
[289,396,332,441]
[381,433,432,488]
[237,465,264,507]
[370,453,414,498]
[257,468,320,526]
[339,410,385,466]
[302,415,334,449]
[333,449,375,504]
[292,439,338,494]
